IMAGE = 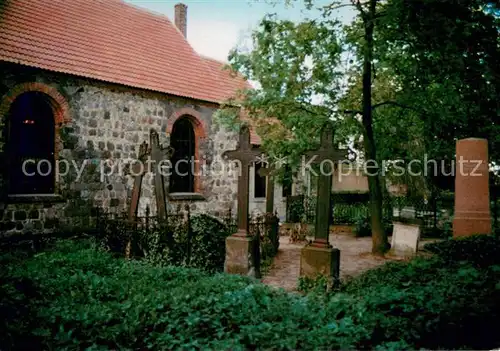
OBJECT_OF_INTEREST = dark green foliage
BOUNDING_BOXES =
[339,257,500,349]
[99,214,233,273]
[138,214,233,273]
[288,195,367,225]
[302,235,500,349]
[189,215,232,271]
[297,274,331,294]
[378,0,500,163]
[249,214,280,274]
[353,212,393,237]
[100,213,278,275]
[99,217,132,254]
[2,236,500,350]
[0,241,369,350]
[333,203,369,225]
[332,192,371,204]
[256,214,280,261]
[423,234,500,268]
[353,212,372,237]
[288,193,394,226]
[336,234,500,349]
[286,195,305,222]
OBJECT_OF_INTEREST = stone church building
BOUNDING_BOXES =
[0,0,295,234]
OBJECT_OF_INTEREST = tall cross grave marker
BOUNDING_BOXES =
[125,140,149,259]
[127,130,174,222]
[304,122,348,247]
[222,125,263,277]
[124,131,173,259]
[222,125,262,236]
[300,122,348,284]
[128,140,149,221]
[149,129,174,221]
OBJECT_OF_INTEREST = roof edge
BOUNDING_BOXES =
[0,60,223,105]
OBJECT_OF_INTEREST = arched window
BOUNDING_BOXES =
[170,117,195,193]
[7,92,55,194]
[254,161,266,198]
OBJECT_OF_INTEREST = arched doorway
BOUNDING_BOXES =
[7,92,55,194]
[169,117,195,193]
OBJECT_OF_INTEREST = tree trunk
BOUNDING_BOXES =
[361,0,389,255]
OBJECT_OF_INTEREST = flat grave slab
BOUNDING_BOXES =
[390,219,421,257]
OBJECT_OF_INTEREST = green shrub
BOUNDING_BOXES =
[101,213,278,274]
[0,241,369,350]
[337,255,500,349]
[256,213,280,260]
[353,213,393,237]
[297,274,333,294]
[140,214,232,273]
[190,215,232,271]
[332,203,370,225]
[353,212,372,237]
[287,195,305,223]
[2,238,500,350]
[441,214,453,237]
[99,214,233,273]
[423,234,500,268]
[332,204,351,224]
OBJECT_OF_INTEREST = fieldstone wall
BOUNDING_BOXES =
[0,63,241,236]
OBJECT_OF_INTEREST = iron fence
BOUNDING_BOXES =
[285,191,456,235]
[98,206,280,276]
[223,208,280,260]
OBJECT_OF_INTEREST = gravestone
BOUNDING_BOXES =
[149,129,174,221]
[390,203,421,256]
[222,125,262,277]
[299,122,348,282]
[390,219,421,256]
[453,138,491,237]
[128,140,149,221]
[124,140,149,259]
[124,131,173,258]
[128,130,174,221]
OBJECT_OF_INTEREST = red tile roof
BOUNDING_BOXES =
[200,56,261,143]
[240,109,287,146]
[201,55,252,102]
[0,0,249,104]
[239,109,263,145]
[250,124,262,145]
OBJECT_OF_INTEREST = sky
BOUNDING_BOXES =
[124,0,356,62]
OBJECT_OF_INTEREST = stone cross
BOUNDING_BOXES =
[304,122,348,248]
[258,163,275,214]
[223,125,262,236]
[125,139,149,259]
[149,129,174,221]
[128,140,149,221]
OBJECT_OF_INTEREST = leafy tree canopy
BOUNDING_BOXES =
[340,0,500,193]
[214,11,348,175]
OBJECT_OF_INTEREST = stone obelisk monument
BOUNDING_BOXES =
[453,138,492,237]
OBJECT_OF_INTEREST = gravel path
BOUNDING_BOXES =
[261,233,437,292]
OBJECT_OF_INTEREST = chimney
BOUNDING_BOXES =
[174,3,187,38]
